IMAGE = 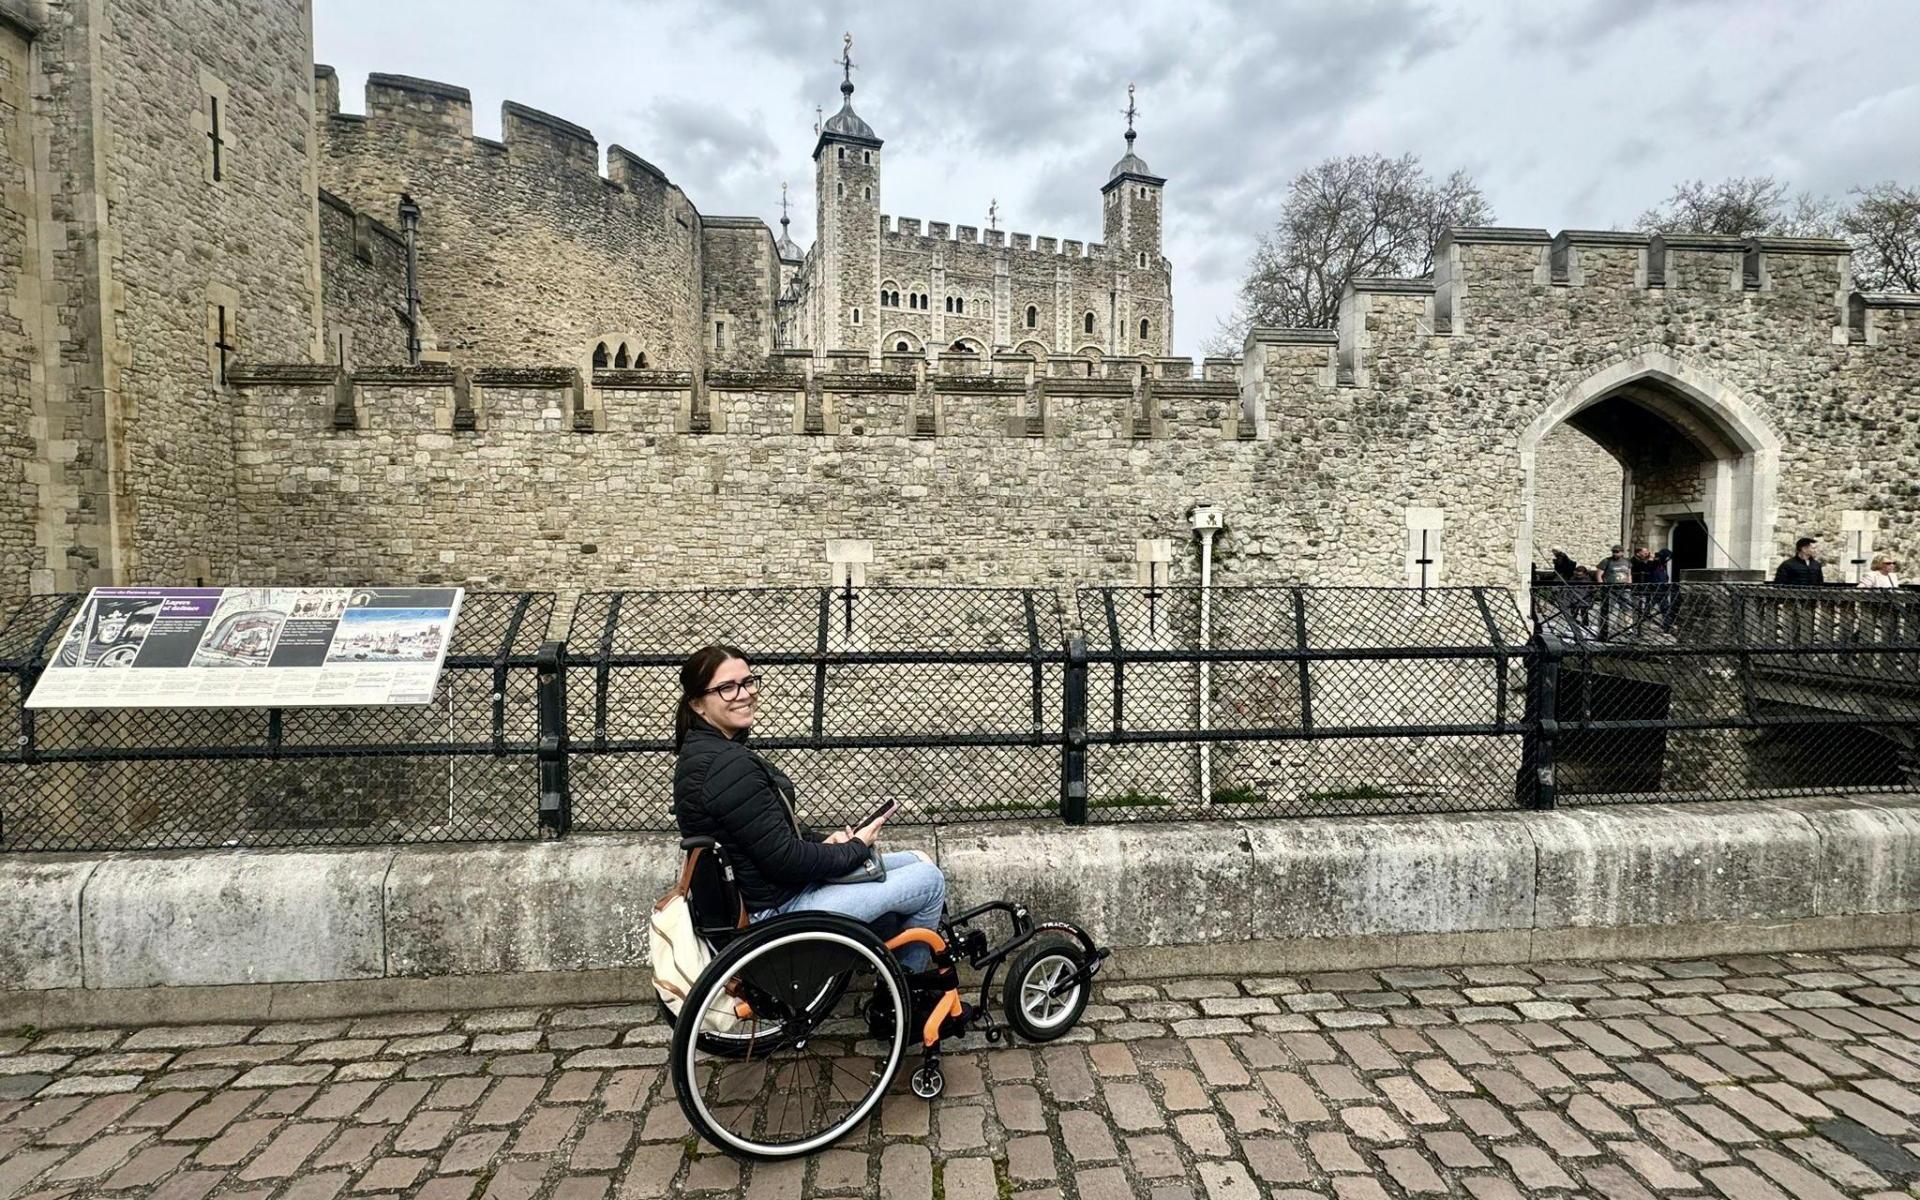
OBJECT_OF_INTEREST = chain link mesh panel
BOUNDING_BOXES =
[1075,587,1532,821]
[564,587,1069,830]
[1531,582,1920,804]
[1,592,553,851]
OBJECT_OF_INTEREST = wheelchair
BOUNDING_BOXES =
[666,835,1110,1161]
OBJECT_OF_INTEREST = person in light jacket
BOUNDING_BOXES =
[1860,553,1902,589]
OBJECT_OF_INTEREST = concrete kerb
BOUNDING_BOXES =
[5,792,1920,1027]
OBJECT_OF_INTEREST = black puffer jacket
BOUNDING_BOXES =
[672,717,867,914]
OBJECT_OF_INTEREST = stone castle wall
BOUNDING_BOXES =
[227,361,1253,605]
[318,189,408,367]
[0,0,323,597]
[1530,426,1623,562]
[0,20,36,600]
[864,217,1169,359]
[100,0,322,585]
[698,219,780,369]
[225,230,1920,612]
[315,70,705,371]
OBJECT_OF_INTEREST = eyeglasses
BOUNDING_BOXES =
[703,674,763,701]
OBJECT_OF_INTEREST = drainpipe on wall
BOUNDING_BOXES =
[398,193,422,365]
[1190,503,1224,806]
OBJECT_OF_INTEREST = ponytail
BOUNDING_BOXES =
[675,643,747,752]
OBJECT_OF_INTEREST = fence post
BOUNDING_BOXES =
[1521,629,1561,810]
[1061,635,1088,825]
[536,640,571,836]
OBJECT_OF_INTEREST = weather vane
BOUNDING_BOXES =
[1124,83,1138,141]
[780,182,790,227]
[839,32,855,86]
[988,199,999,232]
[813,105,822,136]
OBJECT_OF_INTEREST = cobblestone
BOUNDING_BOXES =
[6,950,1920,1195]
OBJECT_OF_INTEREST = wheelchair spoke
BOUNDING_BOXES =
[677,924,907,1159]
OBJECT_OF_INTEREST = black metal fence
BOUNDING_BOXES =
[1530,581,1920,804]
[0,592,556,851]
[3,582,1917,851]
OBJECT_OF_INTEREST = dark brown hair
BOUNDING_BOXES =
[675,643,747,751]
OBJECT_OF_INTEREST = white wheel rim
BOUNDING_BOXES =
[1020,954,1081,1029]
[682,930,905,1158]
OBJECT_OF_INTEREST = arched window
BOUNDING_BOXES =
[636,351,648,368]
[863,186,871,200]
[1084,312,1095,335]
[1139,318,1150,341]
[895,340,909,352]
[837,147,845,160]
[954,296,964,315]
[837,183,844,198]
[1025,305,1038,329]
[852,307,862,325]
[592,342,609,370]
[613,343,630,368]
[863,150,872,164]
[1138,252,1147,268]
[1139,186,1148,200]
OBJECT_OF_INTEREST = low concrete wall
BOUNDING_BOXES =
[4,794,1917,1026]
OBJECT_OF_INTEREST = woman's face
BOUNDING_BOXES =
[691,656,759,737]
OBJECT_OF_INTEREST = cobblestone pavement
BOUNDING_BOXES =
[7,951,1920,1198]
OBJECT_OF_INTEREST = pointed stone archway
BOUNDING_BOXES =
[1516,350,1781,591]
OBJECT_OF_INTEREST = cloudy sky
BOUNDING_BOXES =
[315,0,1920,356]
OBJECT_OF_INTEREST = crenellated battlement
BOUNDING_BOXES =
[881,214,1110,261]
[321,67,691,202]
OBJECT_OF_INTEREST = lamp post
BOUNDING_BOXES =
[398,193,422,365]
[1190,504,1224,805]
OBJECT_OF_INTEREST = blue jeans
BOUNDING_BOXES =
[755,851,948,970]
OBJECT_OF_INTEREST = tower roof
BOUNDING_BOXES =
[1102,83,1165,192]
[813,33,882,158]
[776,182,804,262]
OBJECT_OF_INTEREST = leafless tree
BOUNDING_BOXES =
[1208,154,1492,352]
[1635,176,1840,237]
[1845,182,1920,292]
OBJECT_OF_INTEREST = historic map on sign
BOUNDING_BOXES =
[25,587,463,708]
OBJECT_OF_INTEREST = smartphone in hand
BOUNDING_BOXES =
[859,798,900,829]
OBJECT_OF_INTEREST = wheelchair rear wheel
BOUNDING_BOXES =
[671,914,910,1160]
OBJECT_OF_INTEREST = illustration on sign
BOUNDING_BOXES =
[26,587,463,709]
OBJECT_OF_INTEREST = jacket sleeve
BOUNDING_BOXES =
[701,753,867,885]
[1774,560,1790,583]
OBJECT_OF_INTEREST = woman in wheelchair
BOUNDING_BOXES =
[666,644,1106,1161]
[672,644,948,969]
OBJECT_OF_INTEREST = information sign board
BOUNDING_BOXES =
[24,587,464,708]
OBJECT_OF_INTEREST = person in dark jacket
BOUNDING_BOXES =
[671,644,947,969]
[1774,537,1825,586]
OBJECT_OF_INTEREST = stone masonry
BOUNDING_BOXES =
[6,948,1920,1198]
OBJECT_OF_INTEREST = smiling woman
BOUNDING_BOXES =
[669,644,950,973]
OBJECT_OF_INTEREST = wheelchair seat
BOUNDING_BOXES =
[679,836,749,950]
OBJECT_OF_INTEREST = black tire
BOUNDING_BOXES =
[671,913,909,1161]
[1001,935,1090,1042]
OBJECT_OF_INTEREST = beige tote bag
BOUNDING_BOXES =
[650,849,743,1034]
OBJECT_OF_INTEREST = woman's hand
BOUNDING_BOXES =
[822,826,855,845]
[854,810,890,846]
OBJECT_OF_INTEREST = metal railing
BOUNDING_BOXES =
[3,582,1918,851]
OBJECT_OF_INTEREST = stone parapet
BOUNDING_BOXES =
[4,794,1918,1026]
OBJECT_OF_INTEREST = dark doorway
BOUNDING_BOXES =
[1670,519,1708,573]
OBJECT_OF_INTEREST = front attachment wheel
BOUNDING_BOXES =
[671,914,910,1161]
[1002,935,1090,1042]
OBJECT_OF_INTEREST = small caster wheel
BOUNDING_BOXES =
[911,1067,944,1099]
